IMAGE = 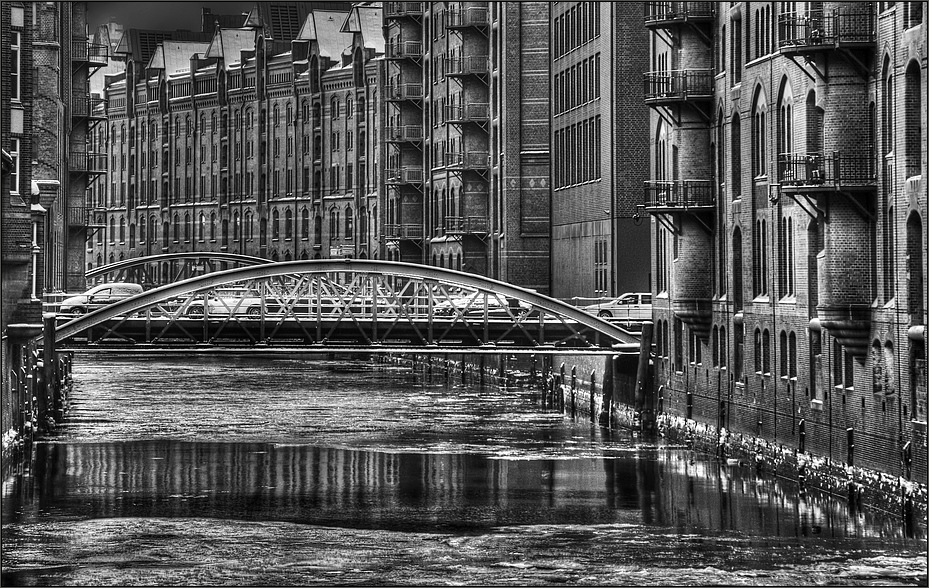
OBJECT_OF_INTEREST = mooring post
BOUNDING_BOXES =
[43,313,61,423]
[634,321,654,432]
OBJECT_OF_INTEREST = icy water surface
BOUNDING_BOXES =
[2,353,926,586]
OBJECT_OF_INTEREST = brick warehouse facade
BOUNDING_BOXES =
[550,1,651,300]
[2,2,102,325]
[90,2,554,293]
[2,1,101,451]
[383,1,552,292]
[646,2,927,484]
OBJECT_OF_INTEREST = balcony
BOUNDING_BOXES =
[71,94,107,120]
[446,151,490,170]
[69,151,107,174]
[643,70,714,104]
[67,207,92,228]
[384,2,424,18]
[644,2,715,27]
[643,179,714,210]
[446,7,489,29]
[385,223,425,240]
[385,167,424,185]
[385,83,424,102]
[444,216,489,235]
[385,40,423,60]
[71,38,108,68]
[384,125,424,143]
[445,56,489,77]
[446,103,489,124]
[778,6,875,55]
[777,151,876,192]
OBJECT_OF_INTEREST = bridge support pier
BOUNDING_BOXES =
[634,322,655,434]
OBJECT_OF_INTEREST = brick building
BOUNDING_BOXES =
[645,1,927,482]
[2,1,102,451]
[382,1,552,293]
[550,1,651,300]
[2,1,103,323]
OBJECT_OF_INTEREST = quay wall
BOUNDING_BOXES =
[393,350,927,527]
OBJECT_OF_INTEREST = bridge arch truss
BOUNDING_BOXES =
[57,259,640,352]
[85,252,271,288]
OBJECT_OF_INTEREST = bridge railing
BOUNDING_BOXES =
[52,260,640,351]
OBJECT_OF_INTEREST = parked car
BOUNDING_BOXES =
[581,292,652,323]
[59,283,144,315]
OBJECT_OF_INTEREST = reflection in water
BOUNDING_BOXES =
[1,355,926,586]
[5,440,918,543]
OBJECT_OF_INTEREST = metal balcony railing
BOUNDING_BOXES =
[384,223,425,240]
[445,56,489,76]
[445,216,489,235]
[445,103,489,123]
[71,38,108,66]
[644,179,715,209]
[778,6,875,52]
[385,83,424,101]
[445,151,490,170]
[644,1,715,25]
[385,167,424,184]
[385,1,424,18]
[67,207,92,228]
[385,40,423,60]
[447,7,489,28]
[776,151,877,189]
[644,70,715,103]
[69,151,107,174]
[384,126,424,142]
[71,95,107,118]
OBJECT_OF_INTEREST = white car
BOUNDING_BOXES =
[59,283,144,315]
[582,292,652,322]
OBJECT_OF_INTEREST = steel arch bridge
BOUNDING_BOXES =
[86,252,271,288]
[55,259,640,352]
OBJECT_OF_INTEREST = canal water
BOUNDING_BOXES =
[2,353,926,586]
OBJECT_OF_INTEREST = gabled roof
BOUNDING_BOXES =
[114,29,210,64]
[147,41,211,76]
[296,10,353,61]
[341,3,384,55]
[205,28,258,70]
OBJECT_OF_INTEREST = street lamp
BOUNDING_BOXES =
[30,179,60,301]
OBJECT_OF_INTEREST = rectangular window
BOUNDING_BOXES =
[9,138,20,195]
[10,32,21,101]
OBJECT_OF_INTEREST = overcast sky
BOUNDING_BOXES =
[88,1,256,32]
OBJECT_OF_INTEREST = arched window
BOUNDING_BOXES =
[882,55,894,156]
[172,214,180,242]
[904,61,922,178]
[331,96,340,119]
[345,206,353,237]
[109,217,116,243]
[285,208,293,239]
[129,223,135,248]
[233,211,240,241]
[119,217,125,243]
[184,213,191,242]
[301,208,310,239]
[210,212,217,241]
[731,114,742,197]
[272,209,280,239]
[314,215,322,245]
[777,78,794,157]
[732,227,744,310]
[907,213,925,322]
[198,213,205,241]
[751,86,767,177]
[139,216,146,242]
